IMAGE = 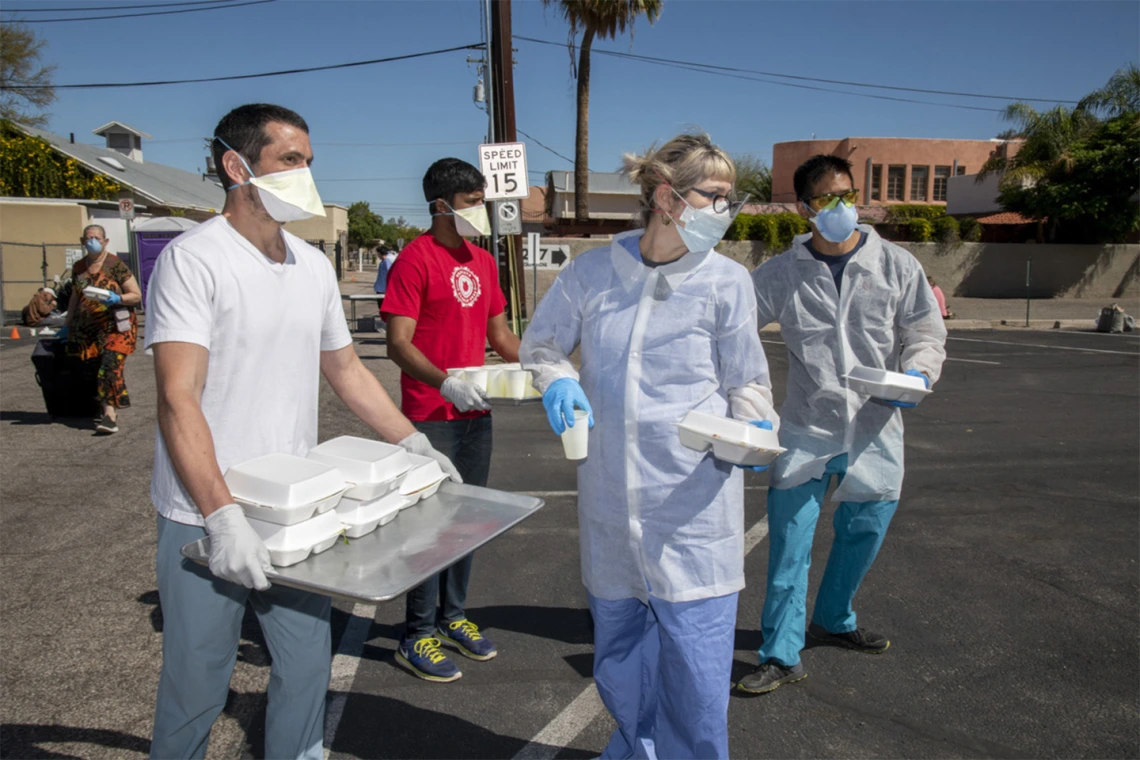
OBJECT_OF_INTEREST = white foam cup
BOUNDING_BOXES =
[506,369,529,399]
[465,368,489,393]
[560,410,590,460]
[446,368,467,381]
[486,367,506,397]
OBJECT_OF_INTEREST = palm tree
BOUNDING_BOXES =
[543,0,662,224]
[1078,63,1140,118]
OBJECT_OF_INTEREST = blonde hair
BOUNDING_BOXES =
[621,132,736,227]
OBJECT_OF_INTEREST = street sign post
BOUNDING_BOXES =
[118,198,135,220]
[497,200,522,235]
[479,142,529,201]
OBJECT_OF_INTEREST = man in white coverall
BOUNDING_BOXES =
[145,103,459,759]
[737,154,946,695]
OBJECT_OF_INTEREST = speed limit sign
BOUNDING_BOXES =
[479,142,530,201]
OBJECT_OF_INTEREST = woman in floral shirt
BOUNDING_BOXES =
[63,224,142,434]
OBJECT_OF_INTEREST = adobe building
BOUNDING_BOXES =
[771,137,1019,206]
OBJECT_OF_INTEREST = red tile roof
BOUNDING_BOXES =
[975,211,1037,225]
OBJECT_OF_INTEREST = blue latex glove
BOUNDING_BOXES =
[56,325,69,341]
[736,419,774,472]
[103,291,122,306]
[885,369,930,409]
[542,378,594,435]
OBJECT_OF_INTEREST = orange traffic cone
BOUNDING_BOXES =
[8,327,20,339]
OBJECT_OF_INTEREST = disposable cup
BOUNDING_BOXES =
[446,368,467,381]
[465,368,489,393]
[486,367,506,397]
[506,369,529,399]
[560,410,590,460]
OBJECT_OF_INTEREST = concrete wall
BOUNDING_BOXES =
[549,191,639,220]
[0,200,88,310]
[284,204,348,244]
[772,137,1011,206]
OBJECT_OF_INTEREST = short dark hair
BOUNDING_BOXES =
[422,158,485,215]
[793,154,855,201]
[212,103,309,189]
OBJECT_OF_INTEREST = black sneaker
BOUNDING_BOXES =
[736,660,807,695]
[807,622,890,653]
[95,415,119,435]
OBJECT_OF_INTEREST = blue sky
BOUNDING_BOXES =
[7,0,1137,225]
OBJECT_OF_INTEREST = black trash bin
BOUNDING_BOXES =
[32,339,101,418]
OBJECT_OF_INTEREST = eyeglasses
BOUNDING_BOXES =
[803,189,859,212]
[688,187,745,214]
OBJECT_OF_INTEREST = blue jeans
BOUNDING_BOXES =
[150,514,330,760]
[758,454,899,667]
[589,592,738,760]
[403,415,493,640]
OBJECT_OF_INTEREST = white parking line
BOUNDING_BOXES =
[948,336,1138,356]
[512,514,772,759]
[945,357,1002,365]
[323,603,376,760]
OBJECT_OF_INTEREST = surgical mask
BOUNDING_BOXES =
[84,238,103,254]
[670,188,736,254]
[216,137,326,222]
[435,200,491,238]
[807,199,859,244]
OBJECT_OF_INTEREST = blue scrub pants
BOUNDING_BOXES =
[588,591,738,760]
[758,454,899,667]
[150,514,331,760]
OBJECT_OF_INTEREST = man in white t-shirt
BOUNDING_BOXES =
[145,103,460,760]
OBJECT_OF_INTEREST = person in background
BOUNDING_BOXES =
[738,154,946,696]
[373,246,399,295]
[61,224,141,434]
[22,287,64,327]
[521,133,776,759]
[146,103,459,760]
[381,157,520,683]
[928,276,954,319]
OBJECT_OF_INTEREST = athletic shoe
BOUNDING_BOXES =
[736,660,807,695]
[95,415,119,435]
[808,622,890,653]
[438,619,498,661]
[395,637,461,682]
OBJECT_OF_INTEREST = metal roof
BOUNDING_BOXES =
[14,123,225,213]
[92,121,152,138]
[547,170,639,196]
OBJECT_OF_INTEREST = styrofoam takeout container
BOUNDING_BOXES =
[335,491,410,538]
[225,453,349,525]
[675,411,785,467]
[845,367,931,405]
[83,286,112,302]
[247,509,344,567]
[306,436,413,501]
[399,453,449,502]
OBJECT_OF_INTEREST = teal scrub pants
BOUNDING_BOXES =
[758,454,899,667]
[150,514,331,760]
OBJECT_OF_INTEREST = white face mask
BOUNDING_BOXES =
[670,187,741,254]
[218,137,326,222]
[436,200,491,238]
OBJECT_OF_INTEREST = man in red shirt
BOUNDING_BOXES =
[381,157,520,682]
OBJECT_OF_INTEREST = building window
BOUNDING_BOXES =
[933,166,951,202]
[911,166,929,202]
[956,165,967,176]
[887,165,906,201]
[871,164,882,201]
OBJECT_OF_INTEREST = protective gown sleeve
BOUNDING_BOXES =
[750,258,781,330]
[897,266,948,385]
[520,263,584,393]
[718,272,780,431]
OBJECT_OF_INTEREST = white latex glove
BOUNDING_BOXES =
[204,504,274,590]
[398,432,463,484]
[440,376,491,413]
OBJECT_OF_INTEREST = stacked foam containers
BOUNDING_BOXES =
[223,436,453,567]
[449,363,542,400]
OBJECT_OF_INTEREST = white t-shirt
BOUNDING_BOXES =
[145,216,353,526]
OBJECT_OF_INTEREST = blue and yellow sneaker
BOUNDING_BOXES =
[396,636,462,682]
[437,619,498,661]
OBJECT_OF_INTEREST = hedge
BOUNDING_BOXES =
[958,216,982,242]
[901,218,934,242]
[725,212,810,251]
[886,204,946,222]
[932,215,960,243]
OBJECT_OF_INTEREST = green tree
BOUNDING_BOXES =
[0,22,56,128]
[347,201,384,248]
[1078,63,1140,118]
[732,153,772,202]
[542,0,662,223]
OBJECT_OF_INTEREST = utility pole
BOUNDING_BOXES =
[490,0,527,318]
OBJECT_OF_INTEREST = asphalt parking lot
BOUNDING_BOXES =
[1,327,1137,759]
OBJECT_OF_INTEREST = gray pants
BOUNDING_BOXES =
[150,514,331,760]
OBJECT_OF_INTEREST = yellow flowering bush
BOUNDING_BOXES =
[0,120,120,200]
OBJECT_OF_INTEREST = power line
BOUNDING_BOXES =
[7,0,274,23]
[515,35,1079,106]
[516,127,573,165]
[3,0,239,12]
[2,43,481,89]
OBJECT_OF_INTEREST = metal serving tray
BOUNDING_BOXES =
[182,482,544,604]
